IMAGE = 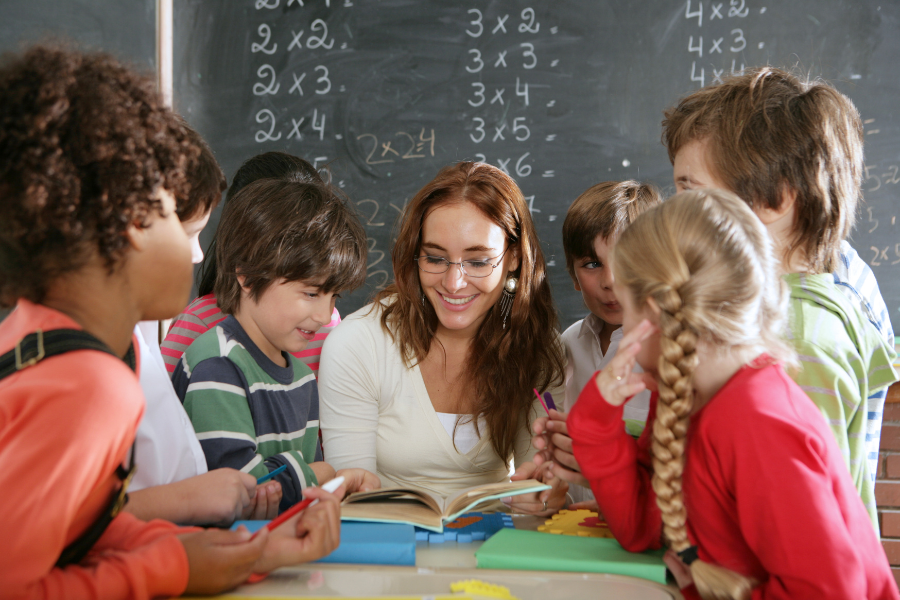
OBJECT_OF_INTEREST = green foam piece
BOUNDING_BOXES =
[475,528,667,585]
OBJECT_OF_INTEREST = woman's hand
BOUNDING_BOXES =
[241,481,282,520]
[251,486,343,574]
[595,319,657,406]
[502,461,568,516]
[335,468,381,496]
[531,409,589,488]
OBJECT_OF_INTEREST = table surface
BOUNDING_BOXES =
[200,516,684,599]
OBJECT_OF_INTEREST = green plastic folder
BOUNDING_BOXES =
[475,528,667,585]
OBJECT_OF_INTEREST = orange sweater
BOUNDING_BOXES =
[0,300,189,599]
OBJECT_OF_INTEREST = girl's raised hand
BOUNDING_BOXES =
[595,319,657,406]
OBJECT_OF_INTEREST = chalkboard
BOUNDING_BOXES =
[0,0,156,72]
[173,0,900,333]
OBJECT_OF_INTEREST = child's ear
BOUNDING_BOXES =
[237,274,249,292]
[124,221,148,252]
[755,187,797,225]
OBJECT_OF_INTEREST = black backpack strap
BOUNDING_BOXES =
[0,328,138,568]
[0,328,136,378]
[55,453,136,568]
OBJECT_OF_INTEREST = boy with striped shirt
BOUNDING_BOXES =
[173,178,378,511]
[162,152,341,377]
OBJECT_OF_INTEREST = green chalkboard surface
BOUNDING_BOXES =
[0,0,156,72]
[174,0,900,331]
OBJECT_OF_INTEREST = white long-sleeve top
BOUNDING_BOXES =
[318,302,561,500]
[132,322,207,491]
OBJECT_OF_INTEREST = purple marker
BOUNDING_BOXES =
[542,391,557,412]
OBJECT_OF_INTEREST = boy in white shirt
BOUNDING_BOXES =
[538,181,660,505]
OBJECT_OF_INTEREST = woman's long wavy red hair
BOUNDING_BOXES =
[375,162,565,460]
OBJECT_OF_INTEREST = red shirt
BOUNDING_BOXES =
[0,300,189,599]
[568,359,897,599]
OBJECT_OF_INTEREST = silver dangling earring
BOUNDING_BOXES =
[499,275,517,329]
[421,291,426,307]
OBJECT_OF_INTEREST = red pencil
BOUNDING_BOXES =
[250,474,345,540]
[245,475,345,583]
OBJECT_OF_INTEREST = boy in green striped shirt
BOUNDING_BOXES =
[173,178,379,511]
[663,67,898,533]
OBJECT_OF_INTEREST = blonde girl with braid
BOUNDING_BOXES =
[568,189,896,600]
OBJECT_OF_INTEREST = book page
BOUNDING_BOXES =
[444,479,547,516]
[342,487,443,514]
[339,498,445,531]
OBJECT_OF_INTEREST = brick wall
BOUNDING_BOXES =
[877,383,900,586]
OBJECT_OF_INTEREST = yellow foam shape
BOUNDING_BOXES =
[450,579,519,600]
[535,509,615,538]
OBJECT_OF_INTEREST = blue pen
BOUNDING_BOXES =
[257,464,287,484]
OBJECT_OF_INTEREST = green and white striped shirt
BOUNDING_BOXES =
[785,273,898,534]
[173,315,321,511]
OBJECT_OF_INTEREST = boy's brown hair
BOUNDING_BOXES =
[177,124,226,222]
[562,180,661,282]
[662,66,864,274]
[0,45,197,308]
[214,179,367,314]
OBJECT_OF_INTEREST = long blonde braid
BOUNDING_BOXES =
[651,290,698,555]
[613,189,794,600]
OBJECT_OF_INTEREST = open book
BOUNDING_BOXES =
[340,479,551,532]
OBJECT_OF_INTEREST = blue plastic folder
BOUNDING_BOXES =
[474,528,667,584]
[232,520,416,566]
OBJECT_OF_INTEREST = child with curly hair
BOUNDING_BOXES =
[0,45,342,598]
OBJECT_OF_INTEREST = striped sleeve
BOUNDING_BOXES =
[793,338,877,532]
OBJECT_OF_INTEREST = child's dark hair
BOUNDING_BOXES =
[662,66,863,274]
[214,179,367,314]
[198,152,324,297]
[177,124,226,222]
[562,181,661,283]
[0,45,196,308]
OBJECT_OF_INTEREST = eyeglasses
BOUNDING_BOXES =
[414,247,508,278]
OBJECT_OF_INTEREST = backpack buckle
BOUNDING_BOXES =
[15,329,45,370]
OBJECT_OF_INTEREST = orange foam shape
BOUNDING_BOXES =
[446,516,483,529]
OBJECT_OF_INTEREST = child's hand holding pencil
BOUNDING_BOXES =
[531,401,590,490]
[246,475,346,581]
